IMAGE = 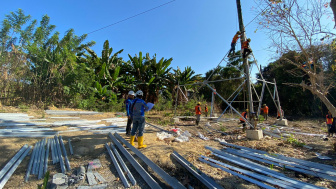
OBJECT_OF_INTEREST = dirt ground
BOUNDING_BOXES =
[0,107,336,189]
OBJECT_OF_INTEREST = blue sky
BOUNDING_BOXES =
[1,0,274,77]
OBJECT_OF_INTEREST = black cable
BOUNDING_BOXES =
[87,0,176,35]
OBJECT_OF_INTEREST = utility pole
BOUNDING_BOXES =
[236,0,254,127]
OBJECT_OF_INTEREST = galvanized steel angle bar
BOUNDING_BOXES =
[198,157,275,189]
[25,142,38,182]
[200,155,296,189]
[114,133,186,189]
[210,148,324,189]
[225,148,336,182]
[105,143,130,188]
[221,142,335,171]
[54,135,66,173]
[68,138,73,155]
[32,140,41,175]
[59,136,71,171]
[50,138,55,164]
[38,139,46,179]
[172,151,223,189]
[108,132,161,189]
[0,146,32,189]
[235,149,336,181]
[206,146,285,177]
[110,143,136,186]
[0,144,28,180]
[44,138,50,174]
[171,152,218,189]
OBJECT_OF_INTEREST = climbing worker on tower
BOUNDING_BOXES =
[195,102,202,126]
[228,31,242,57]
[242,38,252,59]
[261,104,269,121]
[130,90,149,149]
[240,109,248,131]
[204,104,209,117]
[326,111,333,137]
[125,91,135,135]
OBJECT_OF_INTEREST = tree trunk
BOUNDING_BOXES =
[331,0,336,27]
[302,82,336,117]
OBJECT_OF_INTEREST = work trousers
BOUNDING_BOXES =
[126,117,133,135]
[263,113,268,120]
[228,42,236,55]
[131,117,145,136]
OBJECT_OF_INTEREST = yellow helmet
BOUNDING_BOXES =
[246,109,249,112]
[197,102,201,105]
[247,38,251,42]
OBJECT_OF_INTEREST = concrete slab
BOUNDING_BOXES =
[276,119,288,126]
[52,173,68,185]
[246,130,263,140]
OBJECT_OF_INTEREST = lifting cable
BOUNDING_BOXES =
[87,0,176,35]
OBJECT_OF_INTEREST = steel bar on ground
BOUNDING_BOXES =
[110,144,136,186]
[225,148,336,181]
[171,152,218,189]
[173,152,223,189]
[38,139,46,179]
[108,133,162,189]
[207,147,324,189]
[237,149,336,180]
[32,140,41,175]
[201,156,295,189]
[205,146,285,177]
[54,135,66,173]
[25,142,37,182]
[50,138,55,164]
[199,158,275,189]
[0,146,31,189]
[53,138,59,164]
[59,136,71,171]
[0,144,28,181]
[44,138,50,174]
[68,138,73,155]
[114,133,186,189]
[105,143,130,188]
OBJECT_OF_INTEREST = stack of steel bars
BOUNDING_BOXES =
[200,142,335,189]
[25,135,72,182]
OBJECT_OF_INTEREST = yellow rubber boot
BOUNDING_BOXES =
[130,135,135,146]
[138,136,147,149]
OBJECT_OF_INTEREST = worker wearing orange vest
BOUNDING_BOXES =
[241,38,252,59]
[228,31,241,57]
[195,102,202,126]
[240,109,248,130]
[204,104,209,117]
[261,104,269,120]
[326,111,333,137]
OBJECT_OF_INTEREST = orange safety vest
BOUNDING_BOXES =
[205,106,208,112]
[277,109,284,117]
[195,105,202,115]
[326,114,333,124]
[240,112,247,122]
[264,106,269,114]
[242,41,249,49]
[232,34,240,44]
